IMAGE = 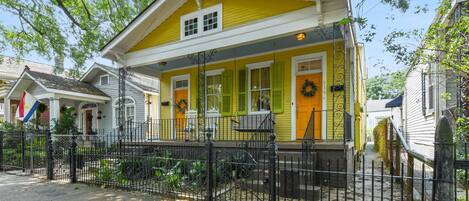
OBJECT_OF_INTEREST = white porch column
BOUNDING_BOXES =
[49,97,60,129]
[4,98,11,123]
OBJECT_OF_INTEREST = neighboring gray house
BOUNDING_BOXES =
[5,63,159,136]
[402,0,465,160]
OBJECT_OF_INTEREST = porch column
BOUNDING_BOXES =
[3,98,10,123]
[49,98,60,129]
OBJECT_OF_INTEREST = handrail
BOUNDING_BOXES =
[389,118,434,167]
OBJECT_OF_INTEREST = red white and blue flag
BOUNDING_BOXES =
[15,91,40,122]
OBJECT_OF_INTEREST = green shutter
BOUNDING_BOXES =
[238,69,248,115]
[221,70,233,116]
[270,62,284,114]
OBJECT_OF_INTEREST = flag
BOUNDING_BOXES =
[15,91,40,122]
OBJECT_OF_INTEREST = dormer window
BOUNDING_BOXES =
[181,4,222,40]
[100,74,109,85]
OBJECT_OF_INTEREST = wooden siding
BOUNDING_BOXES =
[90,71,146,129]
[159,42,355,142]
[404,65,435,159]
[129,0,314,51]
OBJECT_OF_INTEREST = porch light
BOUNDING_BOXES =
[296,32,306,41]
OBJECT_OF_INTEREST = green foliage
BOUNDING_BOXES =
[373,119,389,165]
[0,0,153,75]
[216,151,256,182]
[366,70,405,100]
[94,159,128,186]
[52,106,77,134]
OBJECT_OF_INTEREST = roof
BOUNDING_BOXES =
[81,63,159,94]
[24,70,108,97]
[0,56,54,80]
[385,95,403,108]
[367,99,393,112]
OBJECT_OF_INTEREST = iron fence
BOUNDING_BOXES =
[0,129,47,176]
[0,117,467,200]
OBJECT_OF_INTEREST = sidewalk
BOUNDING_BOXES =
[0,173,174,201]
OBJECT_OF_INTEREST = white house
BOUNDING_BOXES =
[0,57,54,121]
[366,99,392,141]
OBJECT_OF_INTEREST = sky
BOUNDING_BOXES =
[0,0,441,78]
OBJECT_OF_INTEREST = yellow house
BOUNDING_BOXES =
[101,0,367,152]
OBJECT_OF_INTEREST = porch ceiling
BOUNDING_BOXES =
[134,26,342,73]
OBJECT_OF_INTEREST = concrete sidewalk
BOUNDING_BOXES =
[0,173,174,201]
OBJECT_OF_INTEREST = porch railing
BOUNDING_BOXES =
[300,109,353,143]
[127,113,275,142]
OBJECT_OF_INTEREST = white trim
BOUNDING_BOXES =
[180,4,223,40]
[80,63,159,94]
[101,0,187,56]
[99,74,110,85]
[170,74,190,140]
[247,60,274,115]
[78,102,99,132]
[112,96,137,128]
[161,39,342,73]
[7,72,110,102]
[124,6,346,67]
[205,69,224,114]
[291,52,327,141]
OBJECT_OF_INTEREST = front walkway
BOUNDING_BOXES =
[0,173,173,201]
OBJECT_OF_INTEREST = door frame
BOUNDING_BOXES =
[291,52,327,141]
[78,102,98,134]
[170,74,190,139]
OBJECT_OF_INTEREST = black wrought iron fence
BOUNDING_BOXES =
[0,129,47,177]
[0,114,467,201]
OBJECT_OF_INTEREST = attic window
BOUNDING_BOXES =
[100,74,109,85]
[180,4,222,40]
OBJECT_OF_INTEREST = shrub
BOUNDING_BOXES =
[119,158,157,180]
[373,119,389,164]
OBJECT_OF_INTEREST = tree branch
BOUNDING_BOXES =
[54,0,87,30]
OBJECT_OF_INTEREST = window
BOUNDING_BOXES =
[297,59,322,73]
[422,66,435,115]
[180,4,222,40]
[248,61,272,113]
[100,74,109,85]
[426,71,435,112]
[203,12,218,32]
[113,97,136,127]
[184,17,198,37]
[175,80,188,89]
[206,72,222,112]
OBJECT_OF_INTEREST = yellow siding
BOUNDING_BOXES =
[160,42,356,142]
[354,45,367,152]
[130,0,314,51]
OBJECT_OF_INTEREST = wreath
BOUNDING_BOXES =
[175,99,188,114]
[301,79,318,97]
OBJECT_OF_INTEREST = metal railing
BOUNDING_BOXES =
[300,109,353,143]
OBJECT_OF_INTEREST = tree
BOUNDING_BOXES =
[366,70,405,100]
[0,0,153,77]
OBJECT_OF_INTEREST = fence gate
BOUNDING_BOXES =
[0,130,48,177]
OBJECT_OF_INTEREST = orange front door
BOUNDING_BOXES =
[173,89,188,133]
[296,73,322,140]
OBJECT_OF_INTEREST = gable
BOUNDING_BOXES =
[129,0,315,52]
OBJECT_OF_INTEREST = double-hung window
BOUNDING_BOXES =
[206,71,222,113]
[113,97,136,127]
[181,4,222,40]
[248,61,272,113]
